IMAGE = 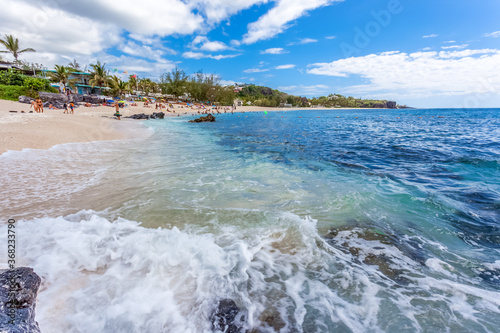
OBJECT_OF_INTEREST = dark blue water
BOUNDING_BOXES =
[213,109,500,248]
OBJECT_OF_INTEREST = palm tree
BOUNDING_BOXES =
[109,75,129,97]
[49,65,77,91]
[128,74,138,93]
[0,34,36,63]
[67,59,81,71]
[89,61,110,93]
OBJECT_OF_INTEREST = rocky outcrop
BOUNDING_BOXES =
[83,96,105,104]
[69,94,83,103]
[188,114,216,123]
[126,112,165,120]
[38,92,67,104]
[387,101,397,109]
[211,299,240,333]
[0,268,41,333]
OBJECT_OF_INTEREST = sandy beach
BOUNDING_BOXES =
[0,99,311,154]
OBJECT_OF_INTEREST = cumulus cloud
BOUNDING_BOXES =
[189,36,230,52]
[0,0,260,71]
[242,0,337,44]
[275,64,296,69]
[0,1,120,60]
[261,47,287,54]
[422,34,438,38]
[307,49,500,98]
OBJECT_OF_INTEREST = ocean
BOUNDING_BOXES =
[1,108,499,332]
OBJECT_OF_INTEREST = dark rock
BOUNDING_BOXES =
[0,267,41,333]
[150,112,165,119]
[211,299,240,333]
[387,101,397,109]
[82,96,103,104]
[39,92,67,104]
[18,96,32,104]
[188,114,216,123]
[69,94,83,103]
[126,112,165,120]
[126,113,148,120]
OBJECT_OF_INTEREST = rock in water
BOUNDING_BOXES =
[189,114,216,123]
[211,299,241,333]
[150,112,165,119]
[0,268,41,333]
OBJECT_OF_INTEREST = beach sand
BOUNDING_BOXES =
[0,99,320,154]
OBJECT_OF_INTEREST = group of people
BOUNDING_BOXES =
[30,98,74,113]
[63,102,75,114]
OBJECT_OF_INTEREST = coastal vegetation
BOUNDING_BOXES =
[0,69,56,100]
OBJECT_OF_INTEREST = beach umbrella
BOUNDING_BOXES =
[107,99,114,103]
[119,100,127,103]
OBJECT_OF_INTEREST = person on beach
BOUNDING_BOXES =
[70,102,74,114]
[114,103,121,120]
[63,103,68,114]
[35,99,43,113]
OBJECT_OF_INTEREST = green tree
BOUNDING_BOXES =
[0,34,35,63]
[89,61,110,91]
[160,67,188,99]
[128,75,138,93]
[109,75,130,97]
[48,65,77,90]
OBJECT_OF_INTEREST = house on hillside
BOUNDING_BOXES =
[234,98,243,106]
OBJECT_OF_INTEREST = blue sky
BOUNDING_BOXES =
[1,0,499,107]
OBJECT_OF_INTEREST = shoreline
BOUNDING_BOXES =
[0,99,402,154]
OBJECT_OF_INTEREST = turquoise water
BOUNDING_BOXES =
[1,108,499,332]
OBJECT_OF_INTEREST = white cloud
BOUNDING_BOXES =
[118,41,177,62]
[422,34,438,38]
[261,47,287,54]
[183,51,207,59]
[443,40,456,43]
[441,44,468,50]
[190,36,231,52]
[0,1,120,60]
[289,38,318,45]
[307,49,500,98]
[275,64,296,69]
[484,31,500,38]
[242,0,337,44]
[212,53,241,60]
[243,68,269,73]
[325,36,336,39]
[279,84,329,95]
[182,51,241,60]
